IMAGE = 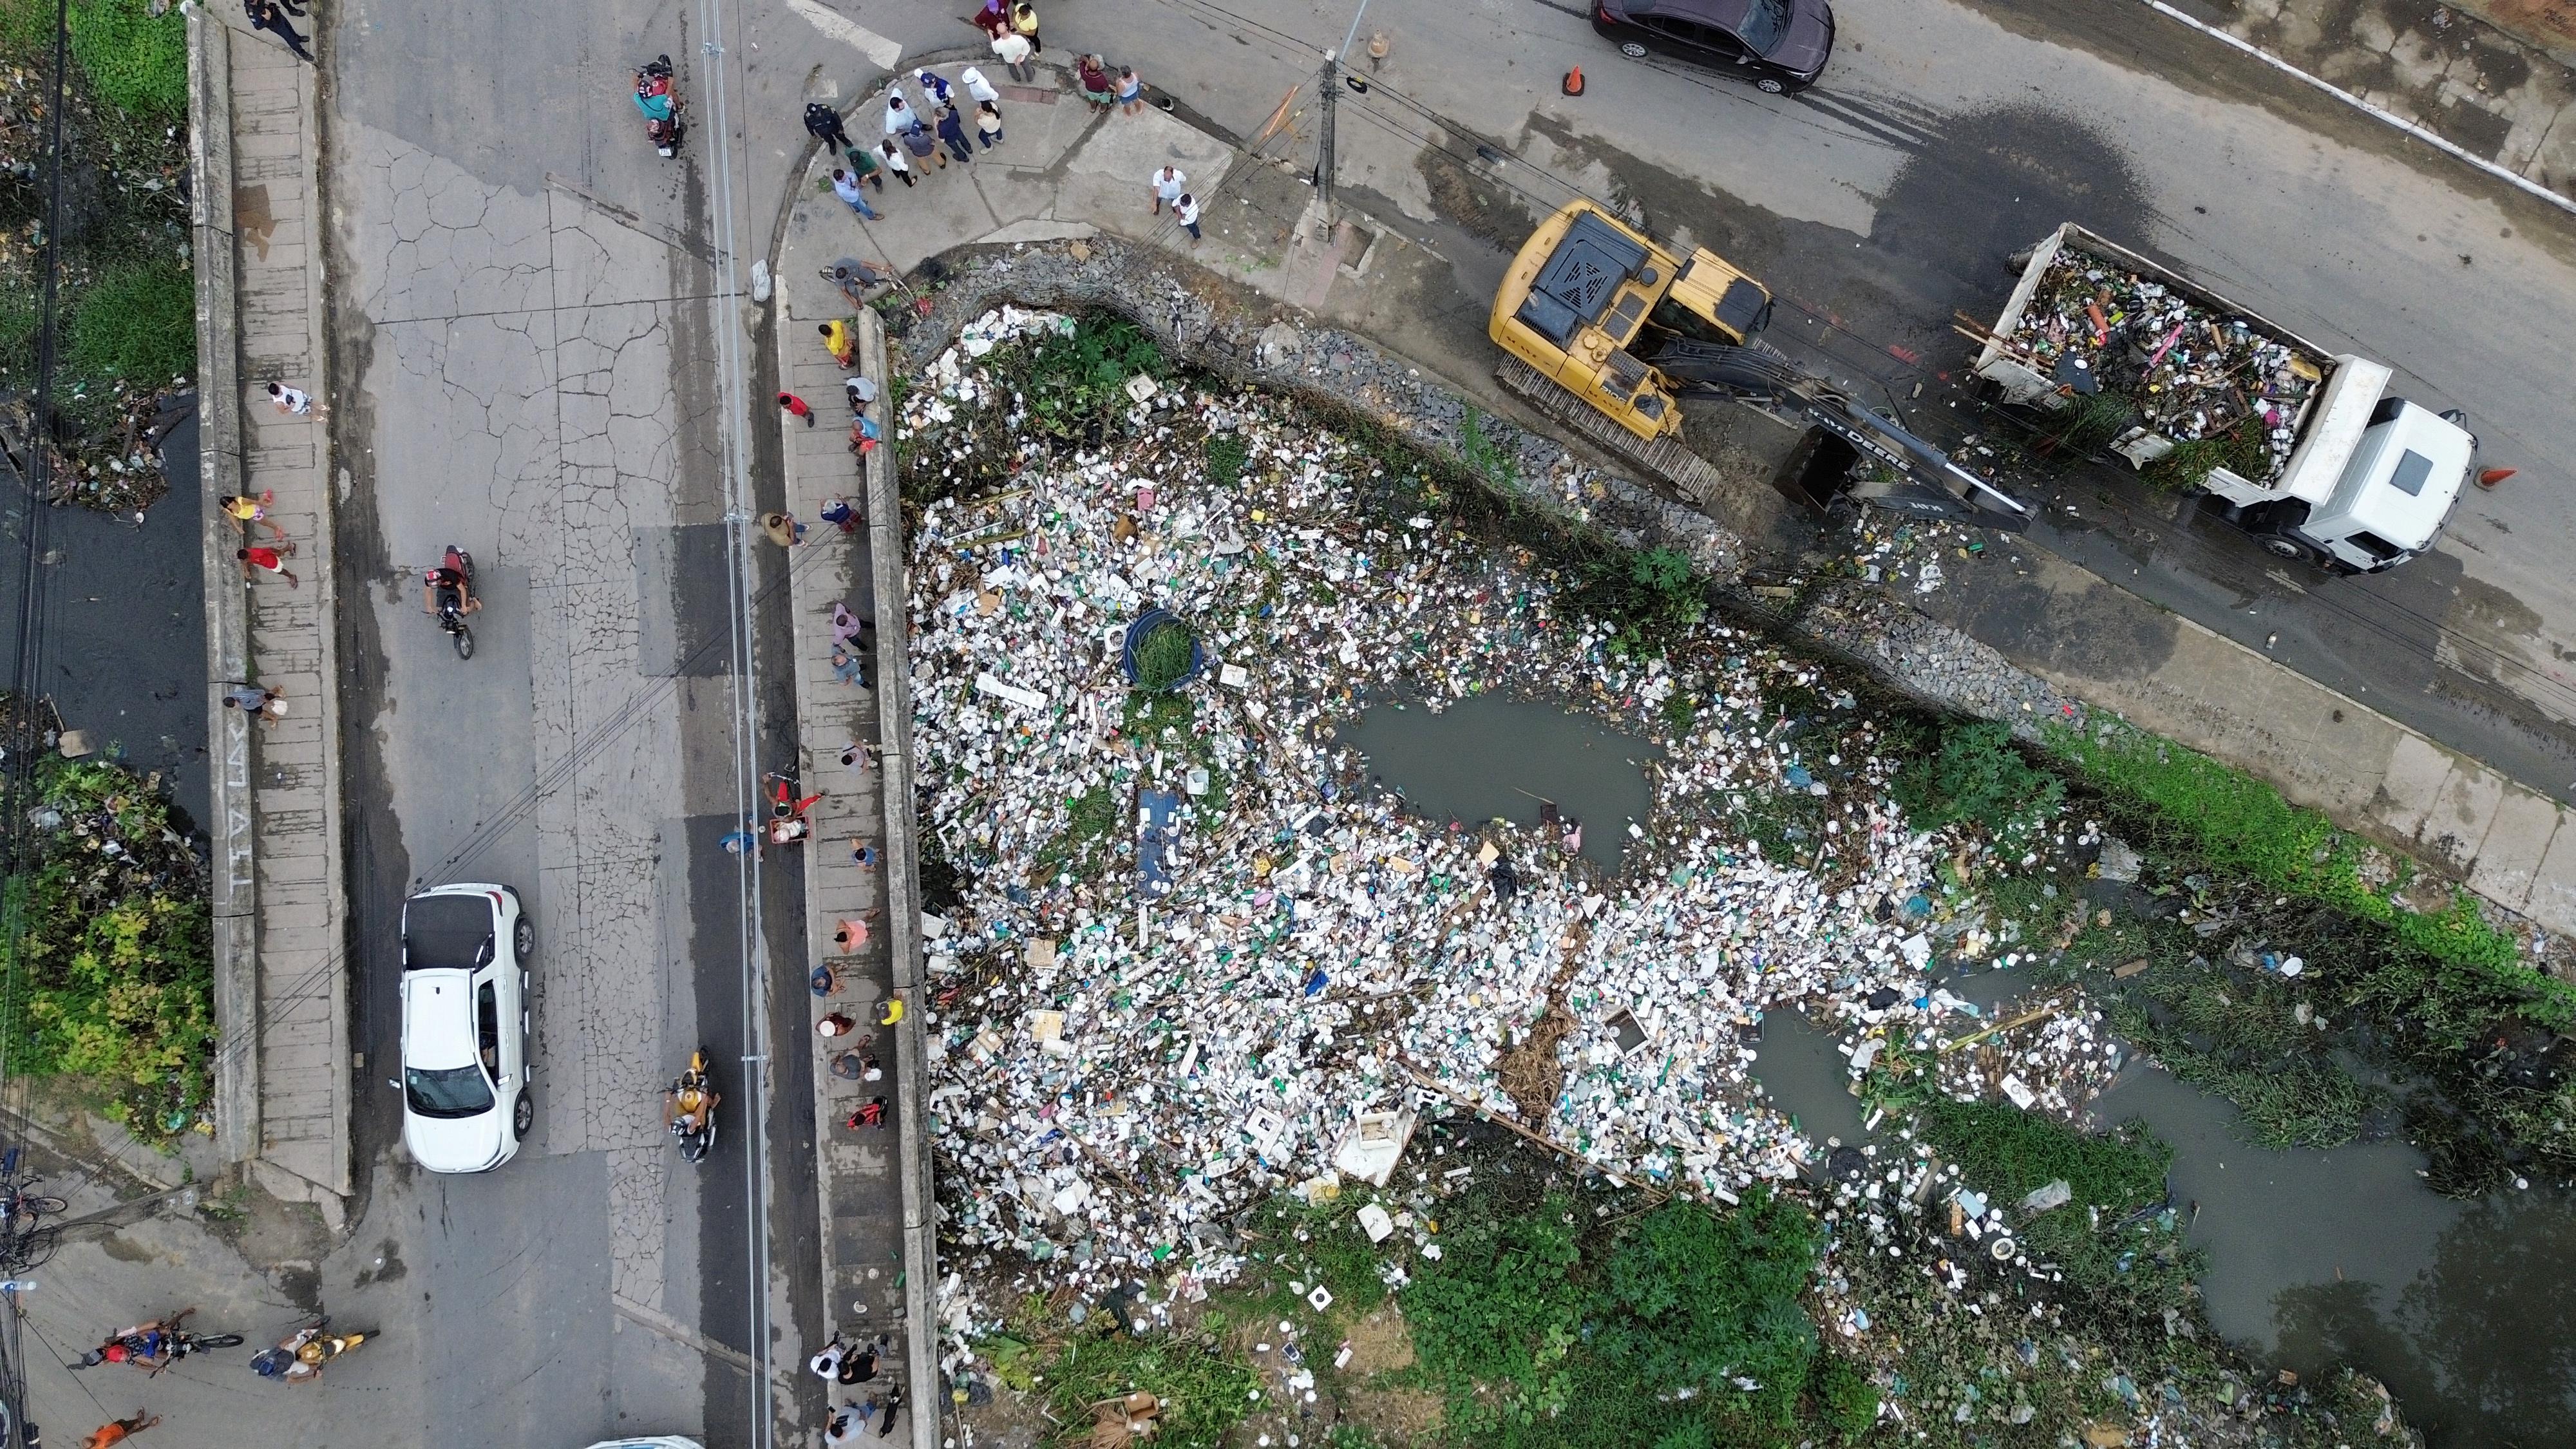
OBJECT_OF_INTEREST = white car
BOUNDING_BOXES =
[399,884,533,1173]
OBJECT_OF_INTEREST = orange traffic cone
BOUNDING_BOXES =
[1562,66,1584,97]
[2476,468,2517,489]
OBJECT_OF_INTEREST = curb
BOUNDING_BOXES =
[185,1,260,1169]
[2137,0,2576,217]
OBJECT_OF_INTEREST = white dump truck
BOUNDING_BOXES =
[1974,223,2476,574]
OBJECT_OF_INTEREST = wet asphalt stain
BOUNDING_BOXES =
[1916,573,2181,684]
[354,1236,408,1285]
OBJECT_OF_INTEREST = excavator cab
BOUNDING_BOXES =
[1492,202,1772,443]
[1492,201,2031,533]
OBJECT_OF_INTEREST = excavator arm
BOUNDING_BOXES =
[1651,341,2033,533]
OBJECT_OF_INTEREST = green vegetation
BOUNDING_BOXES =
[1204,430,1249,488]
[1040,1331,1263,1449]
[64,0,187,124]
[1457,406,1521,493]
[2044,717,2557,1017]
[2140,424,2272,492]
[2094,935,2383,1150]
[0,753,214,1136]
[1032,781,1122,884]
[1405,1184,1835,1445]
[1567,545,1707,658]
[1130,617,1198,693]
[2037,390,2136,460]
[0,0,193,511]
[67,257,194,389]
[1023,315,1169,441]
[1895,721,2063,855]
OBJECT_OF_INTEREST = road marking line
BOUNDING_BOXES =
[785,0,903,72]
[2137,0,2576,218]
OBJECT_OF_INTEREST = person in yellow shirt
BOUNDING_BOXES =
[819,319,856,368]
[218,491,290,544]
[878,996,905,1027]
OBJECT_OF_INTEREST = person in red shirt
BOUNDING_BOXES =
[237,544,299,589]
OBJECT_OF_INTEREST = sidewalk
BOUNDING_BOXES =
[2187,0,2576,204]
[772,301,918,1440]
[187,5,350,1219]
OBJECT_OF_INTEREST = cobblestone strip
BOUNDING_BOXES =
[214,12,350,1208]
[776,299,923,1441]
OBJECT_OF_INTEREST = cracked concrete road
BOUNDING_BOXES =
[310,0,858,1441]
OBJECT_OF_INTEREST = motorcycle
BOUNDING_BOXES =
[251,1317,374,1383]
[427,545,475,660]
[667,1047,719,1164]
[635,55,687,158]
[75,1313,243,1372]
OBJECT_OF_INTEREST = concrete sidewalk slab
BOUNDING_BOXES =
[189,4,349,1217]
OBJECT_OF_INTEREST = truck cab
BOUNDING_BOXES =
[2189,353,2474,573]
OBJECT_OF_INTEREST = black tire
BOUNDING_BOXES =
[16,1195,65,1217]
[2259,533,2314,564]
[452,623,475,661]
[513,1090,535,1140]
[513,915,535,958]
[1754,77,1787,94]
[196,1333,246,1349]
[1618,41,1648,59]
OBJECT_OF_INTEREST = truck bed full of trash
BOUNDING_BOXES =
[906,309,2117,1305]
[1996,239,2328,482]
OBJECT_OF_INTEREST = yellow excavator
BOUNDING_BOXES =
[1489,200,2028,529]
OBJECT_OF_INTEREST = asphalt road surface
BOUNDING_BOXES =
[318,0,823,1440]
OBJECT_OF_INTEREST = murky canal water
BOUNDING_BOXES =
[1340,696,1660,874]
[1752,1010,2576,1448]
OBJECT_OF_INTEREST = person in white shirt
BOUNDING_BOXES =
[1173,192,1202,242]
[1150,165,1186,215]
[990,30,1033,83]
[882,89,914,135]
[958,65,1000,110]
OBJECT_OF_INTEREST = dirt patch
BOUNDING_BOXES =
[1492,934,1588,1121]
[1417,145,1538,251]
[1342,1301,1417,1374]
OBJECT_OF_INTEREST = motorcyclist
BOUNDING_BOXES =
[664,1077,720,1137]
[422,563,478,618]
[251,1323,325,1384]
[80,1312,188,1374]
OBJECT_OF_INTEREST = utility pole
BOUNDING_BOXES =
[1314,0,1370,221]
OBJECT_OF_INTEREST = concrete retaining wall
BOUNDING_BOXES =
[185,1,259,1167]
[858,307,941,1449]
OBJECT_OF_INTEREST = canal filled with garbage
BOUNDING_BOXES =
[903,303,2576,1448]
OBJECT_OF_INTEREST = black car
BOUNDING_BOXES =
[1592,0,1835,94]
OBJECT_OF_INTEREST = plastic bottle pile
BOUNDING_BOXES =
[2007,247,2325,480]
[907,309,2114,1314]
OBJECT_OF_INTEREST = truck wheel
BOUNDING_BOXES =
[2259,535,2315,565]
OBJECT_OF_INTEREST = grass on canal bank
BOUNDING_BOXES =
[0,0,194,514]
[0,750,214,1139]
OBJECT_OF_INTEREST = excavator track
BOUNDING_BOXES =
[1495,356,1736,511]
